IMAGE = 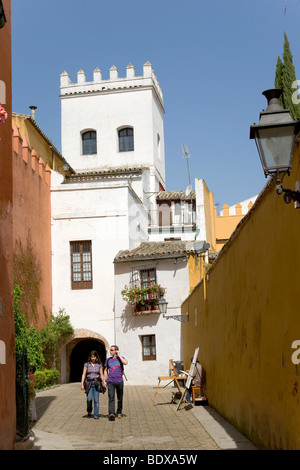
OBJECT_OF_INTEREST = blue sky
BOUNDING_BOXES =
[11,0,300,211]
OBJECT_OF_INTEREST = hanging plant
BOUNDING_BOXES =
[0,104,7,141]
[121,283,165,306]
[0,104,7,125]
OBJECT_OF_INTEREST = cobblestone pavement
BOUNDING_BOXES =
[32,383,220,451]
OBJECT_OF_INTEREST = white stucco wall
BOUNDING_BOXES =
[114,257,190,385]
[51,172,148,348]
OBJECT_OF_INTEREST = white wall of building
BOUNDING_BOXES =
[51,171,148,349]
[114,257,189,384]
[195,178,207,241]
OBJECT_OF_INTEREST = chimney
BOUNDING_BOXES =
[29,105,37,121]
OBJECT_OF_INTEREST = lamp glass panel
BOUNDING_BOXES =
[256,125,295,172]
[159,299,167,314]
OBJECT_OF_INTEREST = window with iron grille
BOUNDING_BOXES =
[70,241,93,289]
[141,335,156,361]
[140,268,156,288]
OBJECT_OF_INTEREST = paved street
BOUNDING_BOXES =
[30,383,256,451]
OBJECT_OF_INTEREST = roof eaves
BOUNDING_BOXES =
[12,112,75,173]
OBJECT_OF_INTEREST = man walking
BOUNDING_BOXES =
[104,345,128,421]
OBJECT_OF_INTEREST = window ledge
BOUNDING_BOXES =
[132,309,160,316]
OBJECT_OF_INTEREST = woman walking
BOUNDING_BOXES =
[81,350,106,419]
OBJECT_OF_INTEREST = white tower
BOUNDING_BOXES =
[60,62,166,193]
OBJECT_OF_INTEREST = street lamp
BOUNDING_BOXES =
[250,88,300,204]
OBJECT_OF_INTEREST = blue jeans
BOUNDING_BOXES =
[87,382,100,418]
[108,382,124,415]
[186,387,192,402]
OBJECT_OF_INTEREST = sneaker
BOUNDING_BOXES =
[117,414,122,419]
[109,414,115,421]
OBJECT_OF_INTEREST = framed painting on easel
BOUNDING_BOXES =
[176,347,199,410]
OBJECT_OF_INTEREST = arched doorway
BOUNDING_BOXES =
[69,338,106,382]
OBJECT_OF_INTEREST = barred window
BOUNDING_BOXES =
[140,268,156,288]
[141,335,156,361]
[70,241,93,289]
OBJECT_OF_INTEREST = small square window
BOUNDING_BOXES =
[141,335,156,361]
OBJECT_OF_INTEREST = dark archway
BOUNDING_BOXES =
[70,339,106,382]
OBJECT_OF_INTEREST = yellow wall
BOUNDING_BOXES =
[202,181,216,252]
[188,254,201,292]
[215,202,254,251]
[12,113,70,175]
[182,145,300,450]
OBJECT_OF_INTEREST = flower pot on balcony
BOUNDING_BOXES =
[132,301,162,315]
[132,302,146,315]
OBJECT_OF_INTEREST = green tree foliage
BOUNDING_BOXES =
[39,309,74,368]
[275,56,284,107]
[275,33,300,120]
[14,284,44,370]
[14,284,74,371]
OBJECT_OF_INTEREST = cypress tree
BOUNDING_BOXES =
[274,32,300,120]
[275,56,284,107]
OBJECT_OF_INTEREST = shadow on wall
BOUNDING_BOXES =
[120,305,160,333]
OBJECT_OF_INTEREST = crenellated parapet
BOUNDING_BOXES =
[12,124,51,186]
[219,200,255,217]
[60,61,163,106]
[214,197,257,251]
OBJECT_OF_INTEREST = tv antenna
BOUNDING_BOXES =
[182,144,192,196]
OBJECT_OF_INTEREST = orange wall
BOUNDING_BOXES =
[12,125,52,329]
[0,0,16,450]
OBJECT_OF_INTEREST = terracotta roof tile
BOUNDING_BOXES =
[65,166,146,181]
[114,240,194,262]
[157,190,195,200]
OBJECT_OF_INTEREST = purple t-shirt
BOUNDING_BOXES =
[84,362,102,381]
[104,356,125,383]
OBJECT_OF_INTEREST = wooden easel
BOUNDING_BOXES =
[152,360,186,407]
[177,347,199,410]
